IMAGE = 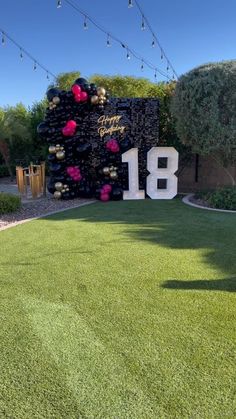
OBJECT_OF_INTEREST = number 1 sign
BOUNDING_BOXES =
[122,147,179,200]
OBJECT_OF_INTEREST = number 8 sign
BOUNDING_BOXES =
[122,147,179,200]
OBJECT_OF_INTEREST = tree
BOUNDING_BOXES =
[171,60,236,184]
[49,71,81,91]
[0,104,31,178]
[29,100,48,160]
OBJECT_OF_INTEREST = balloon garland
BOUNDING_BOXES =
[37,77,159,201]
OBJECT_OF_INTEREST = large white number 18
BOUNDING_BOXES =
[122,147,179,200]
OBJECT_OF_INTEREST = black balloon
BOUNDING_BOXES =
[76,143,92,156]
[37,122,49,138]
[49,163,63,173]
[111,187,123,201]
[46,88,61,102]
[74,78,89,87]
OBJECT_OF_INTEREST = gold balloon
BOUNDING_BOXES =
[99,99,104,105]
[55,182,63,191]
[97,87,106,97]
[110,170,118,180]
[49,145,56,154]
[91,95,99,105]
[63,184,68,188]
[55,144,61,151]
[59,146,64,151]
[66,188,70,192]
[61,189,65,193]
[103,167,110,175]
[52,96,60,105]
[54,191,62,199]
[56,151,65,160]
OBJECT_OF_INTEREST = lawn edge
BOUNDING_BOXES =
[0,200,97,232]
[182,194,236,213]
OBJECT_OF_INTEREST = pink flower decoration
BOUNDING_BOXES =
[106,139,120,153]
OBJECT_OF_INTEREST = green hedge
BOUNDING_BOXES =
[0,193,21,215]
[196,187,236,210]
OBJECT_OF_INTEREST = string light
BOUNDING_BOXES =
[154,70,157,81]
[57,0,62,8]
[151,38,155,48]
[130,0,178,79]
[128,0,133,8]
[61,0,172,81]
[166,63,169,72]
[141,15,145,30]
[83,16,88,29]
[106,34,111,47]
[141,60,144,71]
[47,72,50,80]
[0,27,56,80]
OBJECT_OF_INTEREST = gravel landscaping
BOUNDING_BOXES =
[0,197,95,230]
[0,178,95,230]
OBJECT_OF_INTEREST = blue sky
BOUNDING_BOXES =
[0,0,235,107]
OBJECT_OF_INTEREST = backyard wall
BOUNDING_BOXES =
[178,155,236,192]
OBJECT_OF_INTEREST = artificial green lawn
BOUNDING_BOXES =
[0,199,235,418]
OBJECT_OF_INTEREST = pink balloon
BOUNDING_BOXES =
[71,84,81,95]
[74,94,81,103]
[102,184,112,193]
[67,120,77,129]
[62,127,71,136]
[80,91,88,102]
[100,193,110,202]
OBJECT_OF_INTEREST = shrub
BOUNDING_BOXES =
[0,165,16,178]
[0,193,21,214]
[171,60,236,170]
[0,165,10,177]
[196,187,236,210]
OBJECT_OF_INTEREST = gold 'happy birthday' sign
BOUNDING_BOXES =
[97,115,126,138]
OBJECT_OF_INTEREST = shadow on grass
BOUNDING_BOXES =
[41,200,236,292]
[162,278,236,292]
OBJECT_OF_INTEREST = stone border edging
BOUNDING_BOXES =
[182,194,236,214]
[0,200,97,232]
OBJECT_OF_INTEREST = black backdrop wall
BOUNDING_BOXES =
[37,78,159,201]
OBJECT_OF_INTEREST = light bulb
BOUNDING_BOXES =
[33,61,37,71]
[57,0,62,8]
[127,50,131,60]
[141,16,145,30]
[2,32,5,45]
[152,39,155,47]
[20,49,23,60]
[128,0,133,8]
[107,34,111,47]
[84,16,88,29]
